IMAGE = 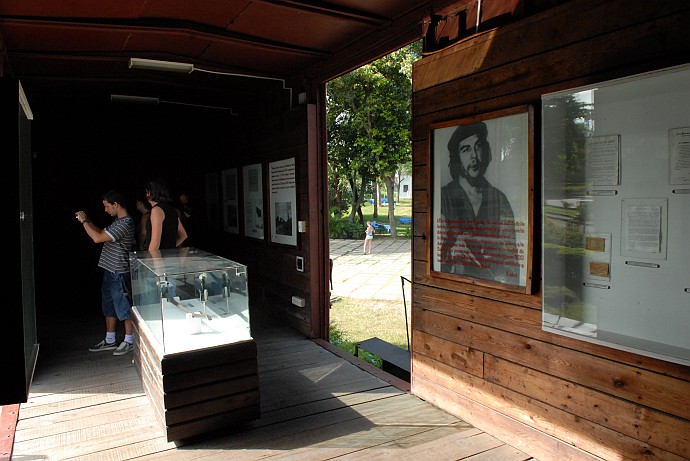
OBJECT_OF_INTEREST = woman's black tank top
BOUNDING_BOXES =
[145,201,179,249]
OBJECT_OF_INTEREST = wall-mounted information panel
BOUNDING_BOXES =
[541,64,690,365]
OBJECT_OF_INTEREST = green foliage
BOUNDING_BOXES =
[326,41,420,225]
[397,226,411,238]
[330,199,412,239]
[543,285,587,320]
[543,242,585,256]
[544,225,583,249]
[329,218,366,239]
[543,216,585,253]
[542,95,593,199]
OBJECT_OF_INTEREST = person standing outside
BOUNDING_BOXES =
[75,190,136,356]
[439,121,518,285]
[145,178,187,250]
[363,220,375,255]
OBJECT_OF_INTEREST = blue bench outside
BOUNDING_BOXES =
[371,221,390,233]
[368,198,395,206]
[399,217,412,225]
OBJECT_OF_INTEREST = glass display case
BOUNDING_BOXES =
[130,247,250,355]
[541,65,690,366]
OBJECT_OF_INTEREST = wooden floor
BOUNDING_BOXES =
[11,309,536,460]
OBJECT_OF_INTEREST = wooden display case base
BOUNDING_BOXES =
[132,309,260,442]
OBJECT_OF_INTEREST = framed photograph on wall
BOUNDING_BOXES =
[221,168,239,234]
[243,163,264,240]
[430,105,533,293]
[269,157,297,246]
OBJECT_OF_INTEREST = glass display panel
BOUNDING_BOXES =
[541,64,690,365]
[130,247,250,355]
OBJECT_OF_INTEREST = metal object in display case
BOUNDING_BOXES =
[130,247,250,355]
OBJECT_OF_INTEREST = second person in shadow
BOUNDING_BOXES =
[145,178,188,250]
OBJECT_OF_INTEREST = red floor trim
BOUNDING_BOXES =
[0,404,19,461]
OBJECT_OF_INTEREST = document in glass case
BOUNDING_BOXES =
[621,199,667,260]
[669,127,690,185]
[585,135,620,186]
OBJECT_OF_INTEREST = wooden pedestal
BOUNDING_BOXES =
[132,310,260,442]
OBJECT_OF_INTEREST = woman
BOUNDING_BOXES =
[363,221,374,255]
[144,178,187,250]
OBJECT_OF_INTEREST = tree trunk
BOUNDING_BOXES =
[332,173,343,216]
[348,175,360,223]
[385,174,397,237]
[356,178,367,224]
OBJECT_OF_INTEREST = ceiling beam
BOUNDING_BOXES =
[255,0,391,25]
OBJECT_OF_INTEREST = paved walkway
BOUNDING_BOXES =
[329,238,412,301]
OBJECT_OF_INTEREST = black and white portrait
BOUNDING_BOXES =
[432,107,532,290]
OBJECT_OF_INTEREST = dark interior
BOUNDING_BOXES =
[2,0,467,320]
[1,0,544,405]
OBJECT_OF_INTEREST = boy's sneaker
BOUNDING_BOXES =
[113,341,134,356]
[89,339,118,352]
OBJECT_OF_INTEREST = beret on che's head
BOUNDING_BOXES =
[447,121,489,155]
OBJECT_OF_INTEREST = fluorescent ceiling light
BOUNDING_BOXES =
[128,58,194,74]
[128,58,292,108]
[110,94,160,104]
[109,94,236,113]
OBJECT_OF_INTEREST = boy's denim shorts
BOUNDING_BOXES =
[101,271,132,321]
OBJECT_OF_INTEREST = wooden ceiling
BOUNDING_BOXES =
[0,0,462,117]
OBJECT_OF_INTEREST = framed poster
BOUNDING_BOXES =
[243,163,264,240]
[221,168,239,234]
[269,158,297,246]
[204,172,220,231]
[430,105,533,293]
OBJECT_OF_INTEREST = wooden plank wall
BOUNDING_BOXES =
[210,105,316,338]
[410,0,690,460]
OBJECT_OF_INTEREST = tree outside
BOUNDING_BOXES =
[327,41,419,238]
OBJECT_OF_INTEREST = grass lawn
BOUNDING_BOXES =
[329,296,411,368]
[362,198,411,224]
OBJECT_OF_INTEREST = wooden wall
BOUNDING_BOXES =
[210,104,322,338]
[410,0,690,459]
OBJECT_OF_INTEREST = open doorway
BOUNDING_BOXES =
[325,41,419,378]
